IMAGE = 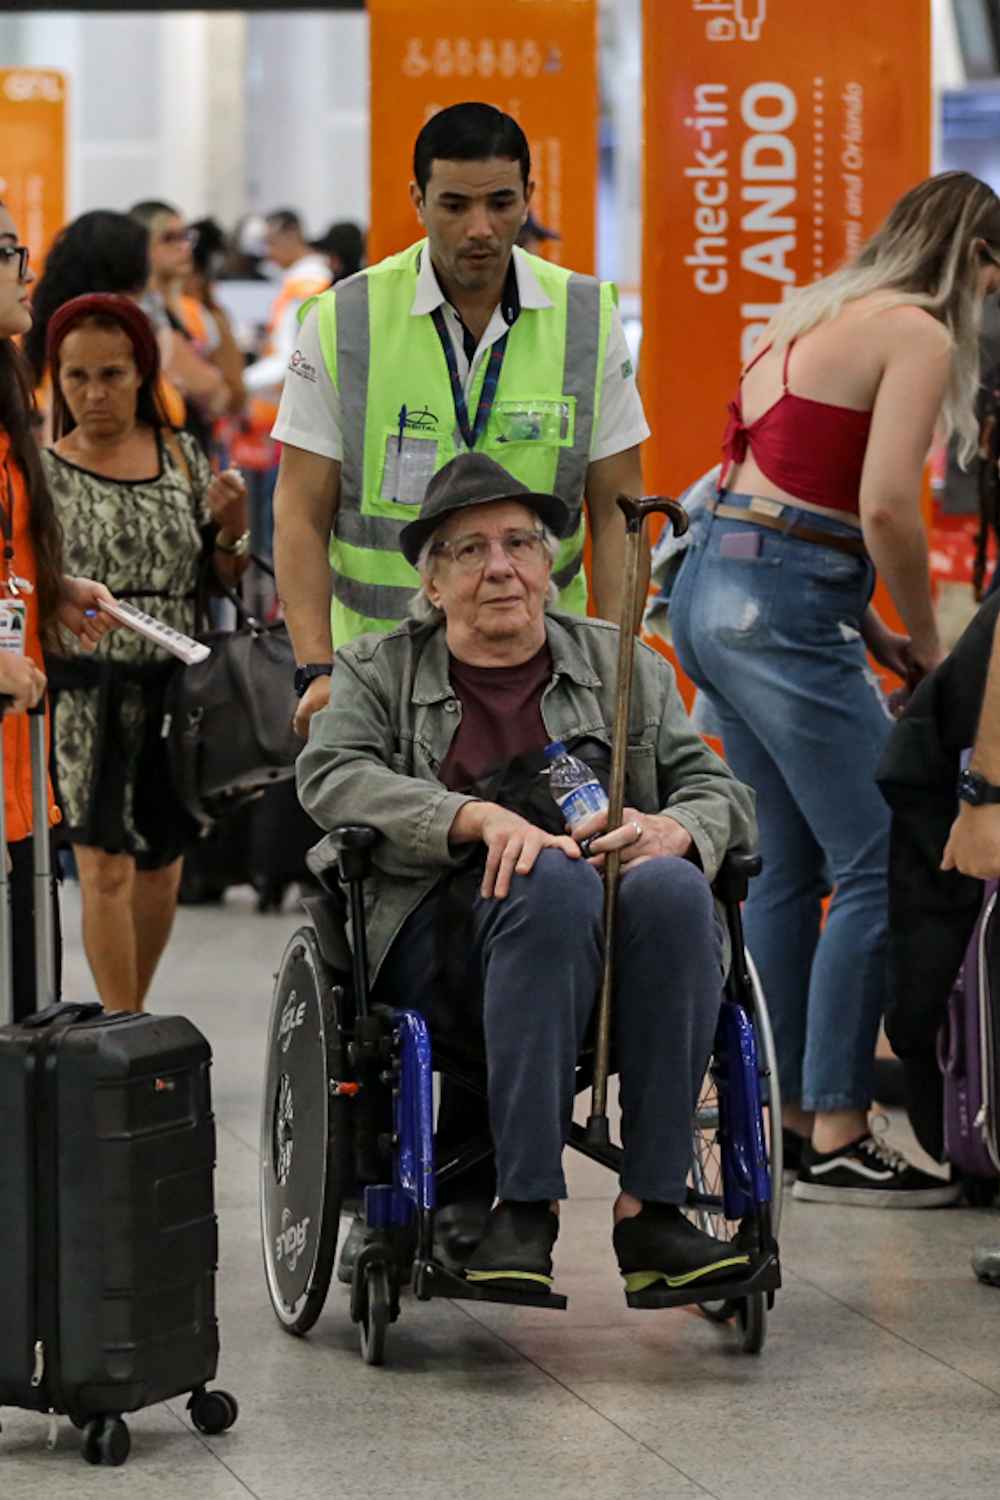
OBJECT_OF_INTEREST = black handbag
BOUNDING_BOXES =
[164,569,301,830]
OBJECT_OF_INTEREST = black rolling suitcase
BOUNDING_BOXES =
[0,705,237,1466]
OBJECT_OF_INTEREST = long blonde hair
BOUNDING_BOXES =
[768,171,1000,463]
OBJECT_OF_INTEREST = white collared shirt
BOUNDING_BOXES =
[272,243,649,465]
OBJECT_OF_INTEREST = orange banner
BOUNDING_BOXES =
[0,69,67,270]
[368,0,598,273]
[641,0,931,499]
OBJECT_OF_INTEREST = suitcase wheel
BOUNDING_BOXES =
[81,1416,130,1466]
[188,1387,239,1436]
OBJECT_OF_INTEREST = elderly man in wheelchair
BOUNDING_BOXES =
[283,450,767,1315]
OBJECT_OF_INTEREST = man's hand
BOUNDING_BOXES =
[583,446,647,627]
[59,578,117,651]
[294,673,331,740]
[942,802,1000,880]
[0,653,46,714]
[449,801,580,898]
[574,805,693,871]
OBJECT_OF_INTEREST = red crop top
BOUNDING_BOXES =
[721,341,872,515]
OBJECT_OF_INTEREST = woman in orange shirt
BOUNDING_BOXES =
[0,202,114,1019]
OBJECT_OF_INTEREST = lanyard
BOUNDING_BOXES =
[430,305,509,450]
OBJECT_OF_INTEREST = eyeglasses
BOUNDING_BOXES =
[0,245,30,279]
[430,527,547,571]
[160,229,196,245]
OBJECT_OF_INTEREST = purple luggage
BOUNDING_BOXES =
[938,879,1000,1179]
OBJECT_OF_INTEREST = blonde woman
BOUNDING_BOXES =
[670,171,1000,1206]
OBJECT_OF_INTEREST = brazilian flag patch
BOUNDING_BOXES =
[621,359,633,379]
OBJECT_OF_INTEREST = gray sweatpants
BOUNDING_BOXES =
[376,849,724,1203]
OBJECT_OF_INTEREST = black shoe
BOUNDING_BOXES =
[433,1201,490,1272]
[465,1201,559,1293]
[336,1212,366,1284]
[793,1133,962,1208]
[336,1211,416,1284]
[613,1203,751,1295]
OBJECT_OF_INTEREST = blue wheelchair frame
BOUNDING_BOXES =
[323,827,780,1333]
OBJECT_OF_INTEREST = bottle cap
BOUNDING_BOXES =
[543,741,566,761]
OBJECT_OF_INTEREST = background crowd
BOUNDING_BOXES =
[3,116,1000,1276]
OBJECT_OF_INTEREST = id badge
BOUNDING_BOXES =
[0,598,27,654]
[492,399,574,447]
[380,433,438,507]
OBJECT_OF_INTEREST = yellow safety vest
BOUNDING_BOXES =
[311,240,616,646]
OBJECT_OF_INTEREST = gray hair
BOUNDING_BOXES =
[409,513,561,624]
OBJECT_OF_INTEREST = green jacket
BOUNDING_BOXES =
[297,612,757,980]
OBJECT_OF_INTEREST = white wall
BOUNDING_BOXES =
[0,9,366,233]
[244,11,369,236]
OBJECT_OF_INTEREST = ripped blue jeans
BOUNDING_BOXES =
[670,491,892,1112]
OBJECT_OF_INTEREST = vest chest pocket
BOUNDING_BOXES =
[491,398,575,448]
[379,432,439,507]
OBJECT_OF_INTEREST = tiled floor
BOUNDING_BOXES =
[3,884,1000,1498]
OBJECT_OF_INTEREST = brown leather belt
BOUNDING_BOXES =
[710,500,868,558]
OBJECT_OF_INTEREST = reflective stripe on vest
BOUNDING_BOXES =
[315,241,614,646]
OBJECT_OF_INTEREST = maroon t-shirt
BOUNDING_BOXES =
[439,643,553,794]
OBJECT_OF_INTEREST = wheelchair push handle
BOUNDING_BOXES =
[713,848,763,905]
[306,824,379,889]
[306,825,380,1019]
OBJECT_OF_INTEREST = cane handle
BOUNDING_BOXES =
[616,494,689,536]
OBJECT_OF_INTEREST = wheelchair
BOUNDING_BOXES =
[260,826,783,1363]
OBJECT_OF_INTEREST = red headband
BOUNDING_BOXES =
[46,293,161,388]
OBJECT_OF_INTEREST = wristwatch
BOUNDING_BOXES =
[215,529,251,556]
[294,663,333,698]
[956,769,1000,806]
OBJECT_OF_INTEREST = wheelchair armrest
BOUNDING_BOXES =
[712,847,763,905]
[306,825,380,889]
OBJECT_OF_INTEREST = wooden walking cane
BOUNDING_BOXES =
[585,494,689,1150]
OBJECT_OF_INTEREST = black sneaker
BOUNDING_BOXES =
[336,1212,366,1284]
[433,1200,490,1272]
[613,1203,751,1295]
[793,1133,962,1207]
[465,1201,559,1293]
[336,1212,416,1284]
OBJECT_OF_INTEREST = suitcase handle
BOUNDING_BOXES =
[21,1000,104,1030]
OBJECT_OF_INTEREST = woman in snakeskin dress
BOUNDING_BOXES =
[42,294,249,1011]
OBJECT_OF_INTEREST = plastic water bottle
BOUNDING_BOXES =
[544,741,609,831]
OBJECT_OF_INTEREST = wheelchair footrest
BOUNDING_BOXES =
[413,1259,568,1310]
[625,1252,781,1311]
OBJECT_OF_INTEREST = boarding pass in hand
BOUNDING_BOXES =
[97,599,211,665]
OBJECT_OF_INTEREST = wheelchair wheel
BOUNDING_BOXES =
[736,1292,766,1354]
[745,948,783,1234]
[690,948,781,1324]
[358,1262,389,1366]
[261,926,348,1335]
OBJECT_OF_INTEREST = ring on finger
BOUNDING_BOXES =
[630,821,643,844]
